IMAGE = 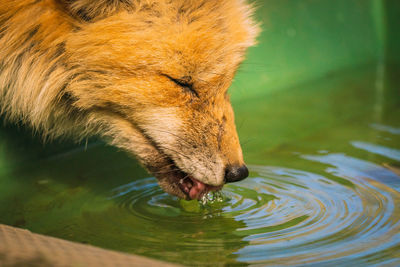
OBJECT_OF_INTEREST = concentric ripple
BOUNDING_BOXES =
[107,153,400,266]
[1,66,399,266]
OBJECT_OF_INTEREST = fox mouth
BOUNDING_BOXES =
[134,126,223,200]
[158,161,223,200]
[178,174,223,200]
[106,116,224,200]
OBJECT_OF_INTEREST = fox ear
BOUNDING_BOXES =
[57,0,133,22]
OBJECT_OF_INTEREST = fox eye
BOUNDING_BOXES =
[164,75,199,98]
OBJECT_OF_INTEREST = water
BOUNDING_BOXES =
[0,65,399,266]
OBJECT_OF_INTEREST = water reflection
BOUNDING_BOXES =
[352,141,400,161]
[1,66,399,266]
[225,154,392,265]
[303,153,400,190]
[103,149,400,266]
[370,123,400,135]
[107,177,250,265]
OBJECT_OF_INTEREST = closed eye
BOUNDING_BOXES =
[163,74,199,98]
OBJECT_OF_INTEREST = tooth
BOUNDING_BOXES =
[179,178,184,184]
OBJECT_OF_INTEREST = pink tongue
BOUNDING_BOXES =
[189,179,207,200]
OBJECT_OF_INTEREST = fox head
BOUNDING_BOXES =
[0,0,259,199]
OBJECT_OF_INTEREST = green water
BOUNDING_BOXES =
[0,65,399,266]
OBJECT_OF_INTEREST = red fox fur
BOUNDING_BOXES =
[0,0,259,199]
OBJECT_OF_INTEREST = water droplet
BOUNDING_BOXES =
[200,191,225,205]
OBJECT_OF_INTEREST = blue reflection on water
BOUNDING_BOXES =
[303,153,400,190]
[352,141,400,161]
[370,123,400,135]
[234,149,400,266]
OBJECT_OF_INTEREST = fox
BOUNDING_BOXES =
[0,0,259,200]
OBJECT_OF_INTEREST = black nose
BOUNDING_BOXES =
[224,165,249,183]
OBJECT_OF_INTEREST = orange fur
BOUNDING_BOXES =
[0,0,259,198]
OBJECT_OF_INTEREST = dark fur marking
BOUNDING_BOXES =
[58,90,85,121]
[0,15,11,27]
[13,52,25,73]
[71,69,108,83]
[0,25,8,40]
[90,102,130,121]
[188,16,200,24]
[60,91,77,105]
[0,60,5,72]
[59,81,68,92]
[13,39,39,71]
[93,84,106,89]
[45,62,60,80]
[24,24,40,44]
[15,26,40,69]
[76,75,92,82]
[0,13,13,39]
[68,71,81,81]
[52,42,66,60]
[118,0,132,5]
[27,41,39,51]
[88,69,108,75]
[43,43,66,80]
[72,25,82,32]
[76,8,93,22]
[62,0,135,22]
[59,80,79,108]
[0,11,14,24]
[26,0,43,7]
[177,6,186,15]
[178,2,206,23]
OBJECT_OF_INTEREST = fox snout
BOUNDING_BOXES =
[132,100,249,199]
[225,165,249,183]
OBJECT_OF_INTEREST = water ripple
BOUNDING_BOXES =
[108,152,400,266]
[235,166,399,265]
